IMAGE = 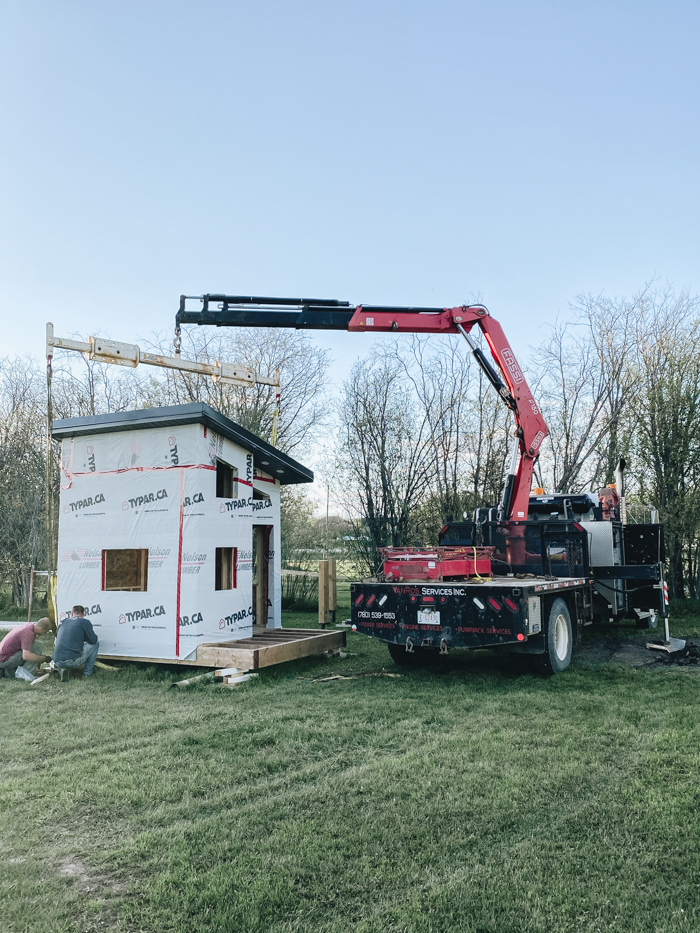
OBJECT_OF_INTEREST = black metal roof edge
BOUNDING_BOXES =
[51,403,314,485]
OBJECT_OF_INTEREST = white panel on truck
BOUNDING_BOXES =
[581,521,614,567]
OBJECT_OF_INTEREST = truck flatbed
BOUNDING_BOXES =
[352,576,589,651]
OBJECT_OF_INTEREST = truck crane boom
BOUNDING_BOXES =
[176,291,678,673]
[176,295,548,526]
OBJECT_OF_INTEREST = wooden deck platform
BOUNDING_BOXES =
[196,627,345,670]
[99,627,346,671]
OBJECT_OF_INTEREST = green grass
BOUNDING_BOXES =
[0,582,50,622]
[0,607,51,622]
[2,611,700,933]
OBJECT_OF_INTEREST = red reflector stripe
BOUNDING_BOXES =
[354,595,364,606]
[488,597,502,611]
[504,598,518,612]
[422,596,435,603]
[366,595,376,607]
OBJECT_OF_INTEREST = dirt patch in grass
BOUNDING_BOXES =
[56,855,128,931]
[58,855,125,892]
[574,631,700,673]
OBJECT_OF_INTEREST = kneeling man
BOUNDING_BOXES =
[0,618,52,678]
[52,606,99,678]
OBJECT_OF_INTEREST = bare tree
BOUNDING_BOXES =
[50,355,147,419]
[391,337,473,536]
[333,330,520,571]
[335,353,435,574]
[463,368,511,508]
[0,357,47,604]
[389,335,511,539]
[633,288,700,598]
[531,285,700,599]
[141,327,329,455]
[531,293,639,493]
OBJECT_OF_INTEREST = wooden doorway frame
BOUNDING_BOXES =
[252,525,272,627]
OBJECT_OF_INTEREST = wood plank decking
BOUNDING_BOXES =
[99,627,346,671]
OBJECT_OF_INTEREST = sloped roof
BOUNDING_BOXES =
[52,402,313,485]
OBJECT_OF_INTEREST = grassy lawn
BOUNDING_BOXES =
[2,607,700,932]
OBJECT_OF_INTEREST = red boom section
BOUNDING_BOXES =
[348,304,549,524]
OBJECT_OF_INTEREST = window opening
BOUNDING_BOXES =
[253,489,269,501]
[215,547,237,590]
[102,549,148,591]
[216,460,237,498]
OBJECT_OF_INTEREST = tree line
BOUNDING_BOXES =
[1,285,699,606]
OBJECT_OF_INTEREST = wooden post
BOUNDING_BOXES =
[27,566,35,624]
[327,558,337,627]
[45,328,55,578]
[318,560,329,628]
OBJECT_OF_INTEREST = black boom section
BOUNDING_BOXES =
[176,294,355,329]
[176,294,449,329]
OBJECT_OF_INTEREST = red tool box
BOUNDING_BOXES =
[380,546,494,582]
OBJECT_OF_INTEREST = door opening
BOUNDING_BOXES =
[252,525,271,627]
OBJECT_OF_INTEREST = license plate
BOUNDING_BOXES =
[417,609,440,625]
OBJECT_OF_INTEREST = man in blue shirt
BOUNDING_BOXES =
[52,606,99,678]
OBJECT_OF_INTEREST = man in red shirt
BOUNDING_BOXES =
[0,618,52,679]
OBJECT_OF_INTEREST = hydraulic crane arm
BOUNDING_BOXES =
[176,294,549,523]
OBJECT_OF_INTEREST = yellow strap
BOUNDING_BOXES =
[472,547,485,581]
[48,573,58,630]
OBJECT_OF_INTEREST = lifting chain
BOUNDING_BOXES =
[173,324,182,357]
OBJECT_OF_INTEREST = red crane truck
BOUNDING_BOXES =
[176,294,672,674]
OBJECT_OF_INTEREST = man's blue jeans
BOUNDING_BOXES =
[54,641,99,676]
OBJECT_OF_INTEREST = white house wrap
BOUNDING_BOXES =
[52,403,313,662]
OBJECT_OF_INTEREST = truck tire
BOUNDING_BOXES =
[387,642,437,668]
[534,597,572,675]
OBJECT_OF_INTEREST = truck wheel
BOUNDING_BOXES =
[387,642,435,668]
[534,598,572,675]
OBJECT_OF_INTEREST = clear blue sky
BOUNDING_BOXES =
[1,0,698,384]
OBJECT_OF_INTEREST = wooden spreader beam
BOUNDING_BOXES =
[46,323,280,389]
[98,627,346,672]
